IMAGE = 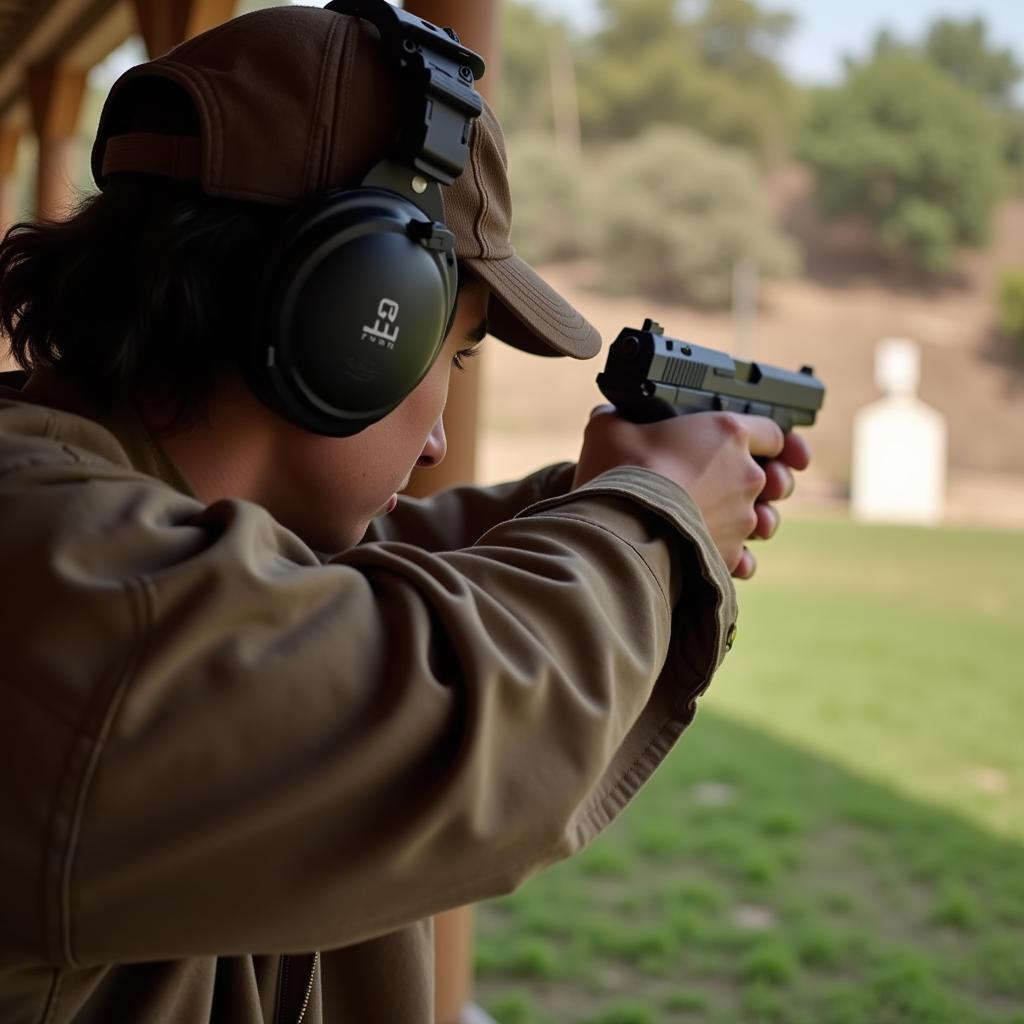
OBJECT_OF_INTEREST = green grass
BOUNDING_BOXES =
[475,518,1024,1024]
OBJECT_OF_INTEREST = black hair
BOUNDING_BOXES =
[0,75,473,427]
[0,176,292,426]
[0,76,293,426]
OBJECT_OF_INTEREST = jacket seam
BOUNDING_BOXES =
[0,442,115,478]
[51,575,150,970]
[521,511,673,612]
[0,453,80,477]
[39,968,63,1024]
[577,714,689,835]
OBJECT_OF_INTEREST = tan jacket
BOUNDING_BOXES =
[0,372,736,1023]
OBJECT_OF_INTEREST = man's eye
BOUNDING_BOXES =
[453,346,480,371]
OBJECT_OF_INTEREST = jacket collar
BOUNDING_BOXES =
[7,368,197,499]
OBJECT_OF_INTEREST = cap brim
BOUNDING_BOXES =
[465,253,601,359]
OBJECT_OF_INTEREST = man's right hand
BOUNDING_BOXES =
[572,406,811,579]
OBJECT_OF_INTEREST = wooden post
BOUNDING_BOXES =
[131,0,237,59]
[0,124,21,232]
[0,124,16,373]
[403,0,502,500]
[26,63,87,222]
[401,6,502,1022]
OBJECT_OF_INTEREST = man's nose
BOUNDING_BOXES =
[416,418,447,468]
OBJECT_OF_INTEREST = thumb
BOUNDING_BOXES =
[589,403,617,420]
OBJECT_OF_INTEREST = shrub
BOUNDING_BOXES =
[485,990,552,1024]
[592,126,799,306]
[997,268,1024,356]
[506,132,591,264]
[878,197,957,275]
[799,53,1005,275]
[580,1003,662,1024]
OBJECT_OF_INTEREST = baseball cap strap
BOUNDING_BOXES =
[102,133,201,183]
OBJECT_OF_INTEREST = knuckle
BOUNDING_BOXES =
[745,462,768,493]
[716,412,746,439]
[743,508,759,536]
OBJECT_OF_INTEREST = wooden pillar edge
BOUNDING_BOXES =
[26,62,88,221]
[0,125,21,176]
[132,0,237,60]
[404,0,503,498]
[0,123,23,232]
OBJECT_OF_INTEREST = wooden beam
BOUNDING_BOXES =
[0,0,123,122]
[27,62,87,140]
[0,123,23,230]
[0,125,20,177]
[63,1,136,75]
[26,62,88,220]
[131,0,237,59]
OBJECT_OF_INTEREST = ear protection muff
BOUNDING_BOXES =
[244,0,485,437]
[249,179,459,437]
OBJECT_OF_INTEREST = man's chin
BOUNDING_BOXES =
[299,519,367,556]
[308,496,398,554]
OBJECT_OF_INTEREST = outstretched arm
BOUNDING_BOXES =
[361,461,576,552]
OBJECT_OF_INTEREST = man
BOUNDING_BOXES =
[0,4,808,1022]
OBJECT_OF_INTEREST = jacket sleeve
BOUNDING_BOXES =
[360,461,576,551]
[0,437,736,968]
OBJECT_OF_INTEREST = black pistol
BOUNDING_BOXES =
[596,319,824,433]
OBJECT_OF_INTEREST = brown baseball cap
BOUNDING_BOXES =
[91,4,600,360]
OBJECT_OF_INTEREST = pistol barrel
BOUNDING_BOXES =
[596,322,825,433]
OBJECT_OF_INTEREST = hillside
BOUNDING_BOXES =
[478,172,1024,529]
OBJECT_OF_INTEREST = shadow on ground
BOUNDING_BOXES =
[475,712,1024,1024]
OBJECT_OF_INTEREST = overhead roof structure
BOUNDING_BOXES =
[0,0,244,222]
[0,0,130,127]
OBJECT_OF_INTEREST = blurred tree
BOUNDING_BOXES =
[868,27,905,60]
[867,16,1022,107]
[863,16,1024,189]
[499,1,560,135]
[593,125,799,305]
[505,133,590,263]
[695,0,795,76]
[798,53,1005,275]
[920,18,1024,190]
[574,0,797,163]
[923,17,1022,109]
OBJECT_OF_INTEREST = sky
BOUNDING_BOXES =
[94,1,1024,93]
[529,0,1024,89]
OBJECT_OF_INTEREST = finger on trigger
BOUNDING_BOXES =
[744,415,786,460]
[780,430,812,471]
[759,461,794,502]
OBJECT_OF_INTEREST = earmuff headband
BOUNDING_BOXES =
[325,0,485,187]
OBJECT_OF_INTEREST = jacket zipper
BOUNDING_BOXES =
[295,952,320,1024]
[275,951,320,1024]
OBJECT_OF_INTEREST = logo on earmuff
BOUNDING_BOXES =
[362,298,401,350]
